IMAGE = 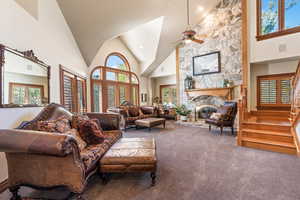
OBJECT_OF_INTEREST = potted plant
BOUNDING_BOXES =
[175,105,192,121]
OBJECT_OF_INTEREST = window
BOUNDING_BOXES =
[257,73,294,110]
[9,83,44,105]
[105,53,130,70]
[60,66,87,113]
[160,85,177,106]
[257,0,300,40]
[91,53,139,112]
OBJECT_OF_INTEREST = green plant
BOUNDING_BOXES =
[175,105,192,116]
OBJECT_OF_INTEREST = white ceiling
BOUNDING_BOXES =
[120,16,164,72]
[57,0,219,75]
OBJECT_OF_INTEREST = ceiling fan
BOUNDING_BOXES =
[175,0,204,46]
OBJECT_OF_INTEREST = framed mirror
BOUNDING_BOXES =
[0,44,50,108]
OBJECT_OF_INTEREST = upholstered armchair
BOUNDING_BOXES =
[0,103,122,199]
[205,101,238,135]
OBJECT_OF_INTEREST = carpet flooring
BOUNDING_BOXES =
[1,121,300,200]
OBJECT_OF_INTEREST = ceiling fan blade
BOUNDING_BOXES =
[192,38,204,44]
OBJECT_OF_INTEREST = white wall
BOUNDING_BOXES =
[250,60,298,110]
[152,75,176,98]
[150,50,176,78]
[249,0,300,63]
[0,0,87,182]
[88,37,149,109]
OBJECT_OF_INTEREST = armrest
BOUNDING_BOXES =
[0,129,77,157]
[86,113,121,131]
[107,108,128,118]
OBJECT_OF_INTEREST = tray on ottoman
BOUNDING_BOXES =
[99,138,157,186]
[135,118,166,131]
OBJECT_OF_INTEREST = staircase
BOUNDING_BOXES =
[239,111,297,155]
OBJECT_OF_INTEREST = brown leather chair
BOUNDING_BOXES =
[0,103,122,199]
[205,101,238,135]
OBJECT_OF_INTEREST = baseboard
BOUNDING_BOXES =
[0,179,8,193]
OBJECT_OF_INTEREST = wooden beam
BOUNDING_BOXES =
[242,0,249,88]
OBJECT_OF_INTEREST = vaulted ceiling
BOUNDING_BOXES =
[57,0,219,75]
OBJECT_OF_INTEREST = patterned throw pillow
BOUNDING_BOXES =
[217,105,233,121]
[37,116,71,133]
[65,129,87,151]
[78,119,105,145]
[72,114,89,130]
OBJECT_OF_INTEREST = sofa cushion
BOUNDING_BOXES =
[37,116,71,133]
[78,119,105,145]
[80,130,122,171]
[65,129,87,151]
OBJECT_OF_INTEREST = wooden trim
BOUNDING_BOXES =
[60,65,87,113]
[185,86,235,100]
[242,0,249,87]
[9,83,44,104]
[159,84,176,103]
[256,0,300,41]
[176,46,180,105]
[257,73,294,110]
[90,66,140,112]
[0,179,8,193]
[104,52,131,71]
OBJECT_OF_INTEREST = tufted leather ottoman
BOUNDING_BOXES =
[99,138,157,186]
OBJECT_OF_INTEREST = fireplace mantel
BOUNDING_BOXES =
[185,86,235,100]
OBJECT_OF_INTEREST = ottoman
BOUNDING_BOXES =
[135,118,166,131]
[99,138,157,186]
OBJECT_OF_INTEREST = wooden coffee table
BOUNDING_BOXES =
[135,118,166,131]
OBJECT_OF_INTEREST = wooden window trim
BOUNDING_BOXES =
[256,0,300,41]
[105,52,131,71]
[257,73,294,110]
[59,65,87,113]
[9,83,44,104]
[90,65,140,112]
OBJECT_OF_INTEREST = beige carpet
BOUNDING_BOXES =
[1,121,300,200]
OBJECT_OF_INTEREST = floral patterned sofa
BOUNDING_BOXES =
[0,103,122,199]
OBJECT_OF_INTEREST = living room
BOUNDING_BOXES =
[1,0,300,199]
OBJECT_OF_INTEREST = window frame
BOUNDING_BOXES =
[104,52,131,71]
[159,84,177,105]
[257,73,294,110]
[90,65,140,112]
[59,65,87,113]
[257,0,300,41]
[9,83,44,105]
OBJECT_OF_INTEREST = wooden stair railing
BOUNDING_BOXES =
[238,85,247,145]
[290,60,300,155]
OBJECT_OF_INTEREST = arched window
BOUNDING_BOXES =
[91,53,139,112]
[105,53,130,71]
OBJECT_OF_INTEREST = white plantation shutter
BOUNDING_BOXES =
[259,80,277,104]
[258,74,293,108]
[280,80,291,104]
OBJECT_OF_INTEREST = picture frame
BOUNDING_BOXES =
[193,51,221,76]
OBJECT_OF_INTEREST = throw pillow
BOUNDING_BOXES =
[37,116,71,133]
[78,119,105,145]
[72,114,89,130]
[65,129,87,151]
[210,113,223,120]
[217,105,233,121]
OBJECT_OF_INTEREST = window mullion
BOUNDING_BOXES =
[279,0,285,31]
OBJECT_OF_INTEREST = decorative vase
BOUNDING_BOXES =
[180,115,187,122]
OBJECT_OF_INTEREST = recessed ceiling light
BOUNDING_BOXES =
[197,6,204,12]
[139,45,144,49]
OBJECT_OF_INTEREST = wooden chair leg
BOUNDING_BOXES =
[209,125,211,131]
[231,126,234,135]
[150,172,156,186]
[220,126,223,135]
